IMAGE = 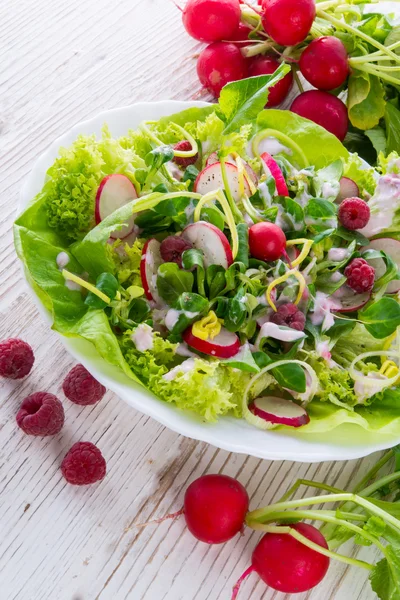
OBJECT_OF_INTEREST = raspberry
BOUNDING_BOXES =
[338,197,370,230]
[16,392,64,436]
[173,140,199,169]
[270,303,306,331]
[63,364,106,406]
[0,338,34,379]
[160,236,192,268]
[344,258,375,294]
[61,442,106,485]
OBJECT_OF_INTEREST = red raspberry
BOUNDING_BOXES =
[160,236,192,268]
[344,258,375,294]
[173,140,199,169]
[338,197,370,230]
[0,338,34,379]
[270,303,306,331]
[63,364,106,406]
[16,392,64,436]
[61,442,106,485]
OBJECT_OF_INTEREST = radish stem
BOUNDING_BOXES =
[353,63,400,86]
[251,524,374,570]
[231,566,255,600]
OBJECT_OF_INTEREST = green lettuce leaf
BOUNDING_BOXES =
[348,71,386,130]
[343,153,377,196]
[256,109,349,169]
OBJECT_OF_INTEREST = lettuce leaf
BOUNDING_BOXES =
[343,153,377,196]
[111,238,144,286]
[121,330,252,421]
[42,126,145,241]
[256,109,349,169]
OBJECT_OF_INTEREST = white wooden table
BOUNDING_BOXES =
[0,1,389,598]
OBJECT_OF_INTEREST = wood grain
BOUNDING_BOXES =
[0,0,391,598]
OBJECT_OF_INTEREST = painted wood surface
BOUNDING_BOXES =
[0,0,395,598]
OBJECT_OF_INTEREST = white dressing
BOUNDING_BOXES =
[354,372,390,404]
[310,292,341,332]
[256,322,306,348]
[359,174,400,237]
[162,358,196,382]
[328,247,349,262]
[56,252,70,270]
[131,323,154,352]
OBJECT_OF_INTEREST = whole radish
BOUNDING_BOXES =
[261,0,316,46]
[248,56,293,107]
[197,42,248,97]
[299,37,349,91]
[229,22,253,45]
[232,523,330,598]
[183,0,241,43]
[291,90,348,141]
[184,474,249,543]
[249,222,287,262]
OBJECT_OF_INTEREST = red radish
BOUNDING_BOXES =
[182,221,233,268]
[249,396,310,427]
[183,326,240,358]
[183,0,241,43]
[299,37,349,91]
[249,222,286,262]
[232,523,329,598]
[332,286,371,312]
[261,0,316,46]
[228,22,253,45]
[140,238,163,303]
[285,245,300,263]
[95,174,137,239]
[197,42,248,97]
[194,161,251,202]
[364,238,400,294]
[336,177,359,203]
[248,56,293,107]
[184,474,249,543]
[205,153,258,185]
[260,152,289,196]
[291,91,348,141]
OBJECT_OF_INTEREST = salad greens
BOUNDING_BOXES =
[14,73,400,434]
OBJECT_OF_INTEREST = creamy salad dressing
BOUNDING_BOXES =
[322,181,339,199]
[257,137,292,156]
[65,279,82,291]
[330,271,344,283]
[56,252,69,270]
[176,343,196,358]
[165,309,199,331]
[162,358,196,381]
[353,372,390,404]
[328,247,349,262]
[310,292,341,332]
[131,323,154,352]
[359,174,400,237]
[256,322,306,347]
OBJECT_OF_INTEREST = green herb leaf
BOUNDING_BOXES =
[219,66,291,135]
[168,292,209,334]
[200,206,225,231]
[272,362,307,393]
[359,297,400,339]
[370,546,400,600]
[365,126,387,156]
[145,145,174,171]
[182,248,206,297]
[156,263,194,306]
[224,287,248,332]
[128,298,151,323]
[305,198,337,227]
[348,71,386,130]
[85,273,119,308]
[236,223,249,268]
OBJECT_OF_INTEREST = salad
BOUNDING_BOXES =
[14,72,400,435]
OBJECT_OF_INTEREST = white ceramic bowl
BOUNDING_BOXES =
[19,100,400,462]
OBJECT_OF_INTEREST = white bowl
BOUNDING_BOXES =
[18,100,400,462]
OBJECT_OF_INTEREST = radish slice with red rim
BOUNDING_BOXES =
[95,174,138,239]
[332,286,371,312]
[260,152,289,197]
[182,327,240,358]
[336,177,359,204]
[140,238,163,303]
[182,221,233,268]
[194,161,251,202]
[249,396,310,428]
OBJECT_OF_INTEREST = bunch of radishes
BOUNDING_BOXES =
[180,0,376,142]
[146,473,330,598]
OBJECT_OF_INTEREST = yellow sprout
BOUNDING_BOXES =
[286,238,314,268]
[192,311,223,341]
[380,360,400,382]
[266,269,306,312]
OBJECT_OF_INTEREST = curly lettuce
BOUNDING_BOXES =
[111,238,144,286]
[343,153,377,197]
[44,126,144,241]
[121,329,252,421]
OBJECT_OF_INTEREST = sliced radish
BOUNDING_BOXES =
[284,246,300,264]
[364,238,400,294]
[182,221,233,268]
[140,238,163,303]
[95,174,138,239]
[332,285,371,312]
[183,327,240,358]
[194,162,251,202]
[260,152,289,197]
[205,153,258,185]
[336,177,359,204]
[249,396,310,427]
